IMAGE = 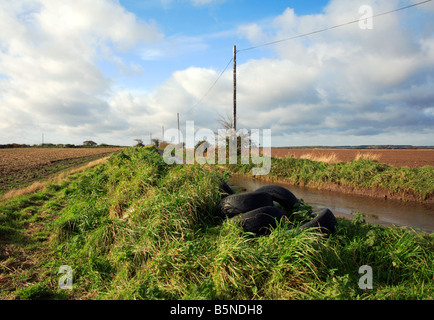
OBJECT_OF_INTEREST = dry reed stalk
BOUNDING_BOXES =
[354,152,381,161]
[299,153,339,163]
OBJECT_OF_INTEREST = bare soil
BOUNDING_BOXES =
[271,148,434,168]
[0,148,123,194]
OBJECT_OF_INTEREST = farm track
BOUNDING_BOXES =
[271,148,434,168]
[0,148,123,194]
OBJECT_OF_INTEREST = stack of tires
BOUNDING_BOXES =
[219,183,337,236]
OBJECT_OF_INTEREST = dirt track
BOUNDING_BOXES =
[271,148,434,168]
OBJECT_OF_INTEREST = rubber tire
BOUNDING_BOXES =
[219,191,273,218]
[254,185,298,212]
[298,208,337,234]
[220,181,235,197]
[230,206,286,236]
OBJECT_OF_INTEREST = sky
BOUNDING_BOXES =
[1,0,433,147]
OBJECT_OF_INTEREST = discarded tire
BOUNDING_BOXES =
[220,181,235,197]
[217,181,338,236]
[254,185,298,212]
[219,191,273,218]
[230,206,286,236]
[298,208,337,234]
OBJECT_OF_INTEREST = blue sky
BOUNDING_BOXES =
[1,0,433,146]
[114,0,331,91]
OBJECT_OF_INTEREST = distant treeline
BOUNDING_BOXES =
[0,143,124,149]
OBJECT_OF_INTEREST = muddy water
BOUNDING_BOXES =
[228,176,434,233]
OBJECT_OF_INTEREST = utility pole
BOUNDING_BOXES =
[177,113,180,144]
[233,45,237,131]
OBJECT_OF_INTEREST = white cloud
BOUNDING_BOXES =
[1,0,433,146]
[226,0,434,145]
[188,0,226,6]
[0,0,163,145]
[160,0,226,8]
[159,0,433,146]
[37,0,162,51]
[111,0,434,146]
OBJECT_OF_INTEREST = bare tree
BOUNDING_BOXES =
[152,138,160,148]
[134,139,144,147]
[216,113,254,150]
[217,113,234,131]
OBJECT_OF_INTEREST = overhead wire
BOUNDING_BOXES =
[184,0,433,113]
[238,0,433,52]
[184,57,233,115]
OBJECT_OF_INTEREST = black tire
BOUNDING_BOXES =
[254,185,298,212]
[220,181,235,197]
[230,206,286,236]
[219,191,273,218]
[298,208,337,234]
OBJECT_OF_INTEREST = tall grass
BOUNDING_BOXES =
[1,147,433,300]
[299,153,339,164]
[354,152,381,162]
[226,156,434,201]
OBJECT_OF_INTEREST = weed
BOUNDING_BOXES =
[226,156,434,201]
[1,147,432,300]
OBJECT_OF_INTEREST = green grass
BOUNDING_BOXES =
[225,156,434,201]
[0,147,432,300]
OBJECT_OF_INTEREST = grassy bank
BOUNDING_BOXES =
[224,156,434,202]
[1,147,433,300]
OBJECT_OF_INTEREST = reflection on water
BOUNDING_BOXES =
[228,176,434,233]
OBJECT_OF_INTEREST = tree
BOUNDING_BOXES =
[216,114,253,154]
[134,139,144,147]
[152,138,160,148]
[83,140,97,146]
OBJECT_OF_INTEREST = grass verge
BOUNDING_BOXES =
[0,147,432,300]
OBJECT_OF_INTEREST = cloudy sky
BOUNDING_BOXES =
[1,0,433,147]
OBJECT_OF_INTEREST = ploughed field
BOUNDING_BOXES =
[271,148,434,168]
[0,148,123,194]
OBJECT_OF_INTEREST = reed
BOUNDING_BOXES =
[354,152,381,162]
[225,155,434,201]
[299,152,339,163]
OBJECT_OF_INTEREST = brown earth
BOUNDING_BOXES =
[271,148,434,168]
[0,148,123,194]
[0,148,123,172]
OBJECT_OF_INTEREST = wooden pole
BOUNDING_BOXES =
[177,113,180,144]
[233,45,237,131]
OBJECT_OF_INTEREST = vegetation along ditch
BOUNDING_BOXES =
[0,147,432,300]
[222,154,434,204]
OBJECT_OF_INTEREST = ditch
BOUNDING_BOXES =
[229,175,434,233]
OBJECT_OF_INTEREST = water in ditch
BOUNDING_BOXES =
[228,176,434,233]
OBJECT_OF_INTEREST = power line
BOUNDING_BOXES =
[238,0,433,52]
[184,0,432,113]
[185,57,233,115]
